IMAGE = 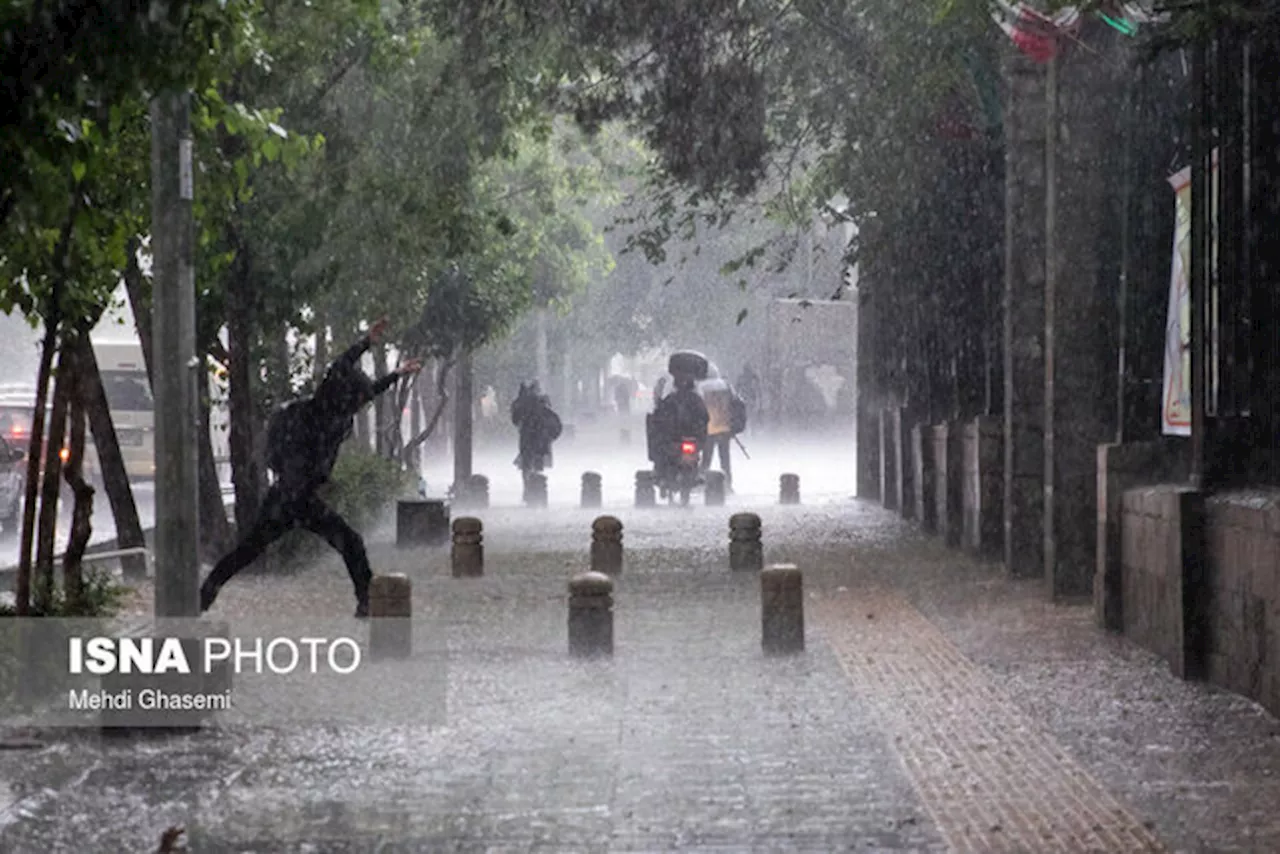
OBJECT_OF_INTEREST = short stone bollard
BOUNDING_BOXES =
[760,564,804,654]
[729,512,763,571]
[524,473,548,507]
[451,517,483,578]
[369,574,412,660]
[590,515,623,575]
[568,571,613,657]
[634,470,656,508]
[460,474,489,509]
[705,471,727,506]
[581,472,603,509]
[780,473,801,505]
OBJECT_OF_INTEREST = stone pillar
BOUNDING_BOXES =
[634,470,655,507]
[369,574,412,660]
[1002,48,1048,580]
[705,470,726,506]
[568,571,613,657]
[451,517,483,578]
[879,408,898,510]
[963,416,1004,559]
[581,472,602,509]
[933,423,962,547]
[590,515,623,575]
[895,407,914,520]
[524,473,548,507]
[761,564,804,654]
[911,423,935,532]
[1044,25,1125,600]
[729,512,763,571]
[779,473,800,505]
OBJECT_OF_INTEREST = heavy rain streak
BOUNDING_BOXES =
[2,1,1279,851]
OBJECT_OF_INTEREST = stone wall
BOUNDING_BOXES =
[934,423,963,547]
[880,408,899,511]
[963,416,1003,559]
[1095,440,1187,631]
[1120,486,1280,716]
[1119,486,1199,678]
[1202,491,1280,715]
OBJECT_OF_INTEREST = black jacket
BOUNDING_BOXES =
[267,335,400,497]
[655,387,708,444]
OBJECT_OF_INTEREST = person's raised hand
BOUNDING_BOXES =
[397,358,424,376]
[368,317,391,343]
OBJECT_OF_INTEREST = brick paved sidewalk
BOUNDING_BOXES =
[1,499,1278,852]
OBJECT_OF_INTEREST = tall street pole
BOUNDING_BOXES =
[150,88,200,617]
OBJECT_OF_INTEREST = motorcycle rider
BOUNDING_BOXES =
[651,371,708,491]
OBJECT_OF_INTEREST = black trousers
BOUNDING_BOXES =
[200,484,371,610]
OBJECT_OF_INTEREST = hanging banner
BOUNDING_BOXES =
[1161,165,1191,435]
[1163,152,1218,436]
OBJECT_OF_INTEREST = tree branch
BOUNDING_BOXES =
[400,359,455,457]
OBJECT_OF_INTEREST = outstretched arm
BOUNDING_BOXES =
[371,357,423,397]
[328,318,389,373]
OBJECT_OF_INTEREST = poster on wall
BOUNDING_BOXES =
[1162,153,1219,436]
[1162,165,1191,436]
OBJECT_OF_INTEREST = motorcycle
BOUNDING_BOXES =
[656,435,702,506]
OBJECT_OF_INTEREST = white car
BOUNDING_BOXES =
[0,434,24,531]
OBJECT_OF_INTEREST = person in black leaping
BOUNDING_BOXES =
[199,318,422,617]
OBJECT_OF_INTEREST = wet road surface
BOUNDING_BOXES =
[1,424,1279,851]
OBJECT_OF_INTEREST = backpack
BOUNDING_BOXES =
[729,394,748,435]
[265,400,309,473]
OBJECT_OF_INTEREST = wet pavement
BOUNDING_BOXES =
[2,426,1279,852]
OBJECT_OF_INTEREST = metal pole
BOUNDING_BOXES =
[151,88,200,617]
[1189,41,1208,489]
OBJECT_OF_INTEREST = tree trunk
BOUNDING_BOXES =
[402,358,454,459]
[76,338,147,578]
[313,313,329,384]
[34,345,71,613]
[61,341,93,612]
[122,237,156,387]
[407,369,423,474]
[269,319,291,405]
[196,358,231,559]
[226,234,262,532]
[16,322,55,616]
[372,342,391,457]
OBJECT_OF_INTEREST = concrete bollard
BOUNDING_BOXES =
[369,574,412,660]
[461,474,489,509]
[729,512,763,571]
[590,515,623,575]
[620,428,631,446]
[760,564,804,654]
[581,472,603,509]
[780,473,800,505]
[705,471,726,506]
[397,499,450,548]
[451,517,483,578]
[524,473,548,507]
[568,571,614,657]
[634,470,656,508]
